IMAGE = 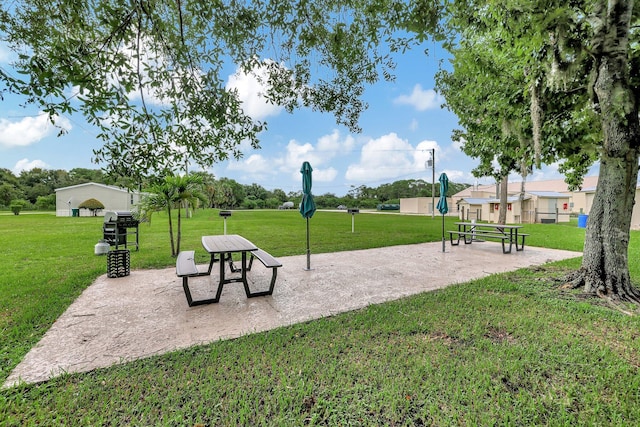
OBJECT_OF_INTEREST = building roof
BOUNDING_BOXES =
[453,176,599,198]
[579,186,597,193]
[459,198,490,205]
[526,191,569,198]
[55,182,138,194]
[487,195,532,203]
[461,195,530,205]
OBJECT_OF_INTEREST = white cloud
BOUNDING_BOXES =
[13,158,49,174]
[226,63,283,121]
[0,43,13,63]
[316,129,356,155]
[280,130,355,177]
[227,153,272,175]
[282,140,323,170]
[224,129,353,186]
[311,167,338,182]
[442,169,466,182]
[393,84,444,111]
[414,140,439,170]
[0,114,72,148]
[452,136,465,152]
[346,133,426,182]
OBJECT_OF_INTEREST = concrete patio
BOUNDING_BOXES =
[4,241,581,388]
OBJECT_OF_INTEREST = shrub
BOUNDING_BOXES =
[9,199,29,215]
[35,194,56,211]
[79,198,105,216]
[10,203,21,215]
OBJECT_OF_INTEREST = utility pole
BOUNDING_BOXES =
[426,149,435,218]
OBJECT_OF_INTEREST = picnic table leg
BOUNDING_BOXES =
[211,252,226,302]
[464,225,474,244]
[241,251,253,297]
[207,254,217,275]
[501,232,514,254]
[449,232,461,246]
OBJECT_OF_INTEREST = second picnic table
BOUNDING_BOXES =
[448,222,528,254]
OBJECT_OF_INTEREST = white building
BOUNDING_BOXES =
[55,182,143,217]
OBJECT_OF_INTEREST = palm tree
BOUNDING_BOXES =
[139,175,207,256]
[169,175,208,254]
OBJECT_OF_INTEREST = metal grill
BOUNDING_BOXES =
[103,211,139,250]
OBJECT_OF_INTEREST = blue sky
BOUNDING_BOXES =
[0,40,584,196]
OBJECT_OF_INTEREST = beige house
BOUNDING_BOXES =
[400,197,454,215]
[55,182,142,217]
[447,176,598,224]
[451,176,599,216]
[457,191,571,224]
[575,186,640,230]
[401,176,640,228]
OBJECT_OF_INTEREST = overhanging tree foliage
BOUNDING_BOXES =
[435,27,536,224]
[0,0,437,180]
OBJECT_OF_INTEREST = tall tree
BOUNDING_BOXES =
[435,17,537,225]
[439,0,639,303]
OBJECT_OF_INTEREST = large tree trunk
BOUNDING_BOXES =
[498,174,508,225]
[570,0,640,302]
[576,152,640,302]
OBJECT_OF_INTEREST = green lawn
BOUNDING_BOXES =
[2,210,640,425]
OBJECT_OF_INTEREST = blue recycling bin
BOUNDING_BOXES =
[578,214,588,228]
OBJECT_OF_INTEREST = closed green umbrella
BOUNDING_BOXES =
[436,173,449,252]
[300,161,316,270]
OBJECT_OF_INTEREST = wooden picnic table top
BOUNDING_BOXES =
[201,234,258,254]
[454,222,523,229]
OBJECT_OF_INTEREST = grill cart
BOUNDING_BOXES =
[103,211,139,251]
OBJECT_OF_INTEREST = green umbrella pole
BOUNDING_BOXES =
[442,213,446,252]
[305,217,311,270]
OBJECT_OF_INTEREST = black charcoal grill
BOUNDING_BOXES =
[103,211,139,250]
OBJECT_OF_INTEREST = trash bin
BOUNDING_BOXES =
[578,214,588,228]
[72,208,79,217]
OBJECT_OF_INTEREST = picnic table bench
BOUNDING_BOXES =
[176,235,282,306]
[448,222,528,254]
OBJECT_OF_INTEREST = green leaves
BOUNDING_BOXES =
[1,0,438,182]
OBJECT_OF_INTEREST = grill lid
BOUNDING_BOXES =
[104,211,137,225]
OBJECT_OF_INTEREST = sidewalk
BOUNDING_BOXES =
[4,242,581,388]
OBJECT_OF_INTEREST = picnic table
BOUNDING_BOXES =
[448,222,528,254]
[176,234,281,306]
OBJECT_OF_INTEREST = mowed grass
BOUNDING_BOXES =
[2,210,640,425]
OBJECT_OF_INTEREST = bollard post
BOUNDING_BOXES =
[219,211,232,234]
